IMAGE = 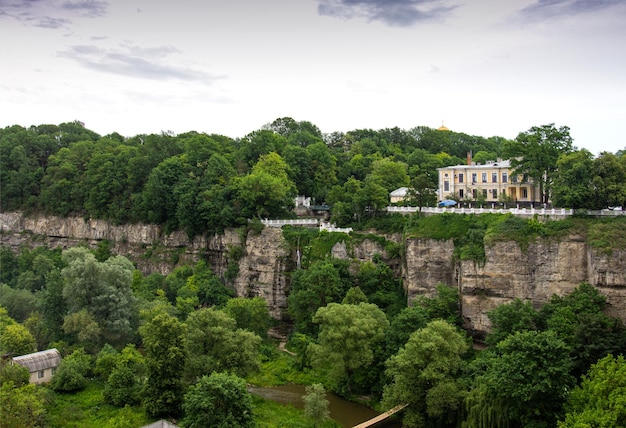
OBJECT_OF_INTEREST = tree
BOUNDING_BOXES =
[103,344,147,407]
[184,308,261,382]
[309,302,389,393]
[0,382,46,428]
[0,323,36,356]
[223,297,272,338]
[61,247,137,347]
[504,123,574,204]
[486,298,539,346]
[368,157,410,192]
[383,320,469,428]
[304,383,330,426]
[552,149,596,209]
[593,151,626,209]
[51,348,93,392]
[559,354,626,428]
[475,330,575,428]
[288,260,347,336]
[234,152,296,219]
[140,312,187,418]
[181,372,254,428]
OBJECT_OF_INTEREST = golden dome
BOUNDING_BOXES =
[437,121,449,131]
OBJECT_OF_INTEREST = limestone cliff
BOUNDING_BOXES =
[2,212,625,337]
[405,234,626,338]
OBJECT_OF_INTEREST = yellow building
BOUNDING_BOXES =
[437,158,541,205]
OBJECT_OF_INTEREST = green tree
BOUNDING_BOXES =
[0,323,36,356]
[140,312,187,418]
[223,297,272,338]
[288,260,347,336]
[304,383,330,427]
[0,361,30,387]
[234,152,296,219]
[593,151,626,209]
[62,247,137,347]
[0,382,46,428]
[552,149,596,209]
[368,157,410,192]
[309,302,389,393]
[486,298,539,346]
[477,330,575,427]
[184,308,261,382]
[181,372,254,428]
[504,123,574,204]
[559,354,626,428]
[103,344,147,407]
[50,348,93,392]
[383,320,469,428]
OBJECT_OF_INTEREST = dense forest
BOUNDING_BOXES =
[1,119,626,427]
[2,119,624,237]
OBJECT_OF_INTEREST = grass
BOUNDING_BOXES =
[247,352,326,387]
[44,382,153,428]
[252,394,341,428]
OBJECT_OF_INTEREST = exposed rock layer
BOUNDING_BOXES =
[2,212,625,337]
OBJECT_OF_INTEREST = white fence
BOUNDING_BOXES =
[386,206,574,217]
[260,218,353,234]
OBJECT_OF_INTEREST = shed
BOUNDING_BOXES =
[141,420,180,428]
[12,348,62,384]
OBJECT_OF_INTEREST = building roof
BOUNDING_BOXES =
[141,420,180,428]
[438,159,511,171]
[390,187,409,197]
[12,348,62,372]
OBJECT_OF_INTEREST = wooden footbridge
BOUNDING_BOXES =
[352,403,408,428]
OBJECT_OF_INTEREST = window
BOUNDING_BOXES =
[458,173,464,183]
[492,172,497,183]
[459,189,464,198]
[482,172,487,183]
[522,188,528,198]
[51,367,57,375]
[502,172,508,183]
[444,180,449,192]
[512,175,518,183]
[472,173,477,183]
[472,189,477,199]
[482,189,487,198]
[38,370,45,379]
[493,189,497,198]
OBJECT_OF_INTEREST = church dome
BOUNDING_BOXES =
[437,122,449,131]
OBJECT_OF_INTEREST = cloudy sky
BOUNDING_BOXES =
[1,0,625,154]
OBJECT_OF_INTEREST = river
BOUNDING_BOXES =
[248,384,402,427]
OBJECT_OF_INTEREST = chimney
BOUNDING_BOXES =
[467,151,472,166]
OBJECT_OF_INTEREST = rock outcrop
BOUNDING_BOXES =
[2,212,625,337]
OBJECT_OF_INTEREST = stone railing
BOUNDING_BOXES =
[260,219,319,228]
[386,206,575,218]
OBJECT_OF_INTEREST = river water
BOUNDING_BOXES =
[248,384,402,427]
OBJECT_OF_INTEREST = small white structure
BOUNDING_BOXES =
[12,348,62,384]
[390,187,409,203]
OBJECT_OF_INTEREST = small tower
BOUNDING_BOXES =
[437,121,449,131]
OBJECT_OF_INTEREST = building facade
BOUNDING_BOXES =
[12,348,62,384]
[437,158,542,205]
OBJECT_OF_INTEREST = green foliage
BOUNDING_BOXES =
[309,302,389,394]
[224,297,273,338]
[475,330,575,428]
[0,320,36,355]
[140,312,187,418]
[45,381,151,428]
[559,354,626,428]
[184,307,261,382]
[383,320,469,428]
[587,216,626,254]
[181,372,255,428]
[51,348,93,392]
[0,381,47,427]
[486,298,539,346]
[304,383,330,426]
[0,361,30,387]
[103,345,146,407]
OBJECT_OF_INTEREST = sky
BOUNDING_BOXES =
[1,0,625,155]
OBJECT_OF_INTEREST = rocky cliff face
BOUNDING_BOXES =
[2,212,625,337]
[405,234,626,338]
